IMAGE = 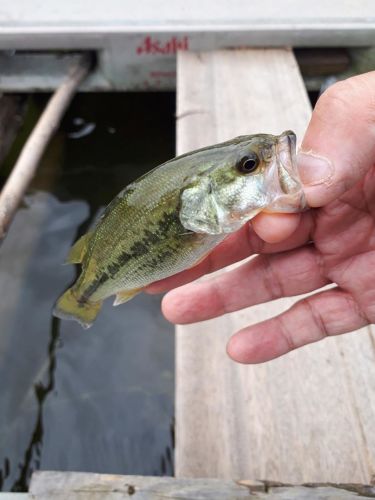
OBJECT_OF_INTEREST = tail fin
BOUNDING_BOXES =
[53,288,102,329]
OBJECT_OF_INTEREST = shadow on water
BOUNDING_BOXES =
[0,93,176,491]
[10,317,60,492]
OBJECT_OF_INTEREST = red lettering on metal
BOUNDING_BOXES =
[136,36,189,55]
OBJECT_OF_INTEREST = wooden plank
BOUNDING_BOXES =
[175,49,375,483]
[29,471,262,498]
[29,471,375,499]
[0,495,28,499]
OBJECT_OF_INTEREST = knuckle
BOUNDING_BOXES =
[278,316,298,351]
[261,255,284,300]
[344,292,371,325]
[300,297,329,340]
[317,80,353,117]
[211,278,231,315]
[317,74,375,126]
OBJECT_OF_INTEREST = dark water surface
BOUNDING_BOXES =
[0,93,176,491]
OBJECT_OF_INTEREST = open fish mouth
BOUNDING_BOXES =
[266,130,307,212]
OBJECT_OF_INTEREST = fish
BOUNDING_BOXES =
[53,130,306,328]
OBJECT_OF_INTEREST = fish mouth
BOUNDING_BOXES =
[265,130,307,212]
[277,130,298,193]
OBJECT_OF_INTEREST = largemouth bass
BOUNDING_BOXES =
[54,130,306,328]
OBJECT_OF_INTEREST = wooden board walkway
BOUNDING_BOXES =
[175,49,375,483]
[26,471,375,499]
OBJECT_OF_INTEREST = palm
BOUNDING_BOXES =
[311,167,375,324]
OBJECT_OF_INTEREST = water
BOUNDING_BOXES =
[0,93,176,491]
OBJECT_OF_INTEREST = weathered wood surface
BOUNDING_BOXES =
[0,494,27,499]
[175,49,375,482]
[28,471,375,499]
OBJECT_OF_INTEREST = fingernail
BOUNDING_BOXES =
[297,151,334,186]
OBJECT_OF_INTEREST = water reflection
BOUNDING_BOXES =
[67,117,96,139]
[0,93,176,491]
[11,317,60,492]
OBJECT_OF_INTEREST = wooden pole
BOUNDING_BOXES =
[0,54,92,241]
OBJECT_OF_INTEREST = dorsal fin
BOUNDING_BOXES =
[65,232,93,264]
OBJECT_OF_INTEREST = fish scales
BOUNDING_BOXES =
[79,193,221,302]
[53,131,306,328]
[76,177,222,303]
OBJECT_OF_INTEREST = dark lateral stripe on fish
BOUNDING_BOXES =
[81,272,110,301]
[112,211,181,266]
[81,210,185,300]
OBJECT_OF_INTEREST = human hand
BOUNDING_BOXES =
[147,71,375,364]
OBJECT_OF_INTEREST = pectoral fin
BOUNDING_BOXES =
[113,288,142,306]
[66,232,93,264]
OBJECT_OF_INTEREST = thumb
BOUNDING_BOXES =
[298,71,375,207]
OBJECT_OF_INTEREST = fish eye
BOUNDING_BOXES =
[236,153,259,174]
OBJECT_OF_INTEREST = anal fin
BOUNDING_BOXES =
[113,288,142,306]
[66,232,93,264]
